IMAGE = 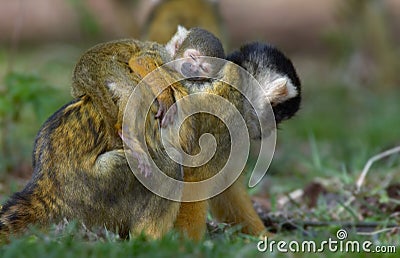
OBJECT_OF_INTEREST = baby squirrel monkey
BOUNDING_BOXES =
[129,26,225,127]
[166,26,225,79]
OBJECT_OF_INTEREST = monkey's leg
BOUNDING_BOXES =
[95,149,181,239]
[174,201,208,241]
[209,178,269,237]
[130,198,180,239]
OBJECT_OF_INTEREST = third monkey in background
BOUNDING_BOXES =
[142,0,223,45]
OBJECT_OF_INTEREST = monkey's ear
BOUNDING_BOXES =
[165,25,189,57]
[263,77,298,105]
[177,25,188,34]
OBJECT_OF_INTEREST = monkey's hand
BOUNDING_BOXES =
[117,129,152,178]
[130,150,152,178]
[155,90,177,128]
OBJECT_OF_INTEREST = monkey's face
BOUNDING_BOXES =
[176,49,214,80]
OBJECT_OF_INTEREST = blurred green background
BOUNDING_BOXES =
[0,0,399,256]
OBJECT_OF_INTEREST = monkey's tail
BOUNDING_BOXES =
[0,189,49,238]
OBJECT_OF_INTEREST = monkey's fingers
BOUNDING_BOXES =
[155,103,165,119]
[155,104,174,128]
[161,105,177,128]
[155,103,170,128]
[136,153,153,178]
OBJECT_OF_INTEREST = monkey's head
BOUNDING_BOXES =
[166,26,225,80]
[228,42,301,125]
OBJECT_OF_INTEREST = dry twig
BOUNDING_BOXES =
[355,146,400,193]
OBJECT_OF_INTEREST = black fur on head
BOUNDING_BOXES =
[227,42,301,124]
[186,27,225,59]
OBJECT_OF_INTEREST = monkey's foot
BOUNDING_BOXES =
[155,101,177,128]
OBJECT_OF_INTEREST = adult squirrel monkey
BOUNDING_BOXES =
[127,27,301,240]
[0,27,225,240]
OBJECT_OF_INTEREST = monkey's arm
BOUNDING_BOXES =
[128,55,178,127]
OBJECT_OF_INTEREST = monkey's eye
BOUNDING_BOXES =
[189,54,197,61]
[200,65,209,73]
[200,63,211,74]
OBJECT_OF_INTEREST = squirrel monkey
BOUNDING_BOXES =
[227,42,301,126]
[0,39,187,240]
[165,26,225,80]
[204,42,300,238]
[143,0,223,45]
[129,26,225,127]
[0,27,226,239]
[0,96,182,239]
[71,39,178,132]
[167,36,301,239]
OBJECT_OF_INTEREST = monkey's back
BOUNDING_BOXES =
[71,39,172,131]
[1,95,182,238]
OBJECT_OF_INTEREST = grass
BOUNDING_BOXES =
[0,224,398,257]
[0,40,399,257]
[1,226,265,258]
